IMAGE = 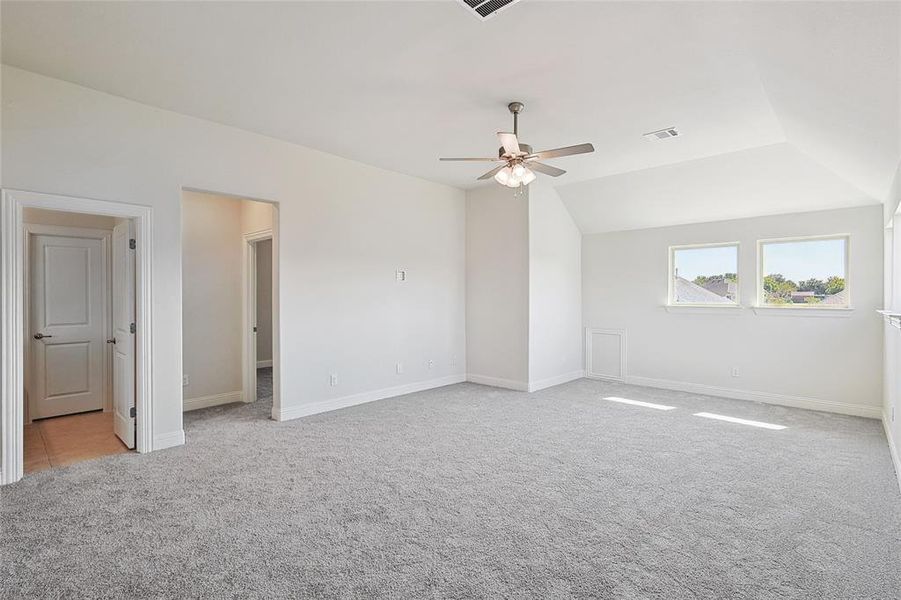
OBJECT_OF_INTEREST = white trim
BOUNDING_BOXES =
[1,189,154,485]
[152,429,185,451]
[664,305,744,315]
[751,306,854,318]
[23,224,113,419]
[183,390,243,411]
[668,241,741,307]
[584,328,627,382]
[528,370,584,392]
[277,374,466,421]
[256,360,272,369]
[757,233,850,309]
[884,410,901,495]
[465,373,529,391]
[623,374,881,419]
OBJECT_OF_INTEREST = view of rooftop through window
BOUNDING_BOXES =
[760,237,847,307]
[671,244,738,304]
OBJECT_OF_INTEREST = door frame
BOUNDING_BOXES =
[1,189,154,485]
[24,224,113,423]
[242,228,275,412]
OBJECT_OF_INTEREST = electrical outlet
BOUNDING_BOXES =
[396,362,404,374]
[329,373,338,386]
[451,355,457,367]
[428,359,434,369]
[731,367,740,378]
[182,374,189,387]
[395,269,406,282]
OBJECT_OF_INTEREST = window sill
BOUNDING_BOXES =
[664,304,743,315]
[878,310,901,329]
[751,306,854,318]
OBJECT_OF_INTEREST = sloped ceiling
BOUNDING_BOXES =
[1,1,898,233]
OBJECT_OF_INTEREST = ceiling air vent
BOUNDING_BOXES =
[643,127,680,141]
[458,0,521,20]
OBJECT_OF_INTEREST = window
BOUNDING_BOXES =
[758,235,849,308]
[669,243,739,305]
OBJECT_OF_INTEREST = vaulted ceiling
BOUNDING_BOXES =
[2,1,898,233]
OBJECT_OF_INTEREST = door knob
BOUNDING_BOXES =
[33,333,53,340]
[106,338,117,344]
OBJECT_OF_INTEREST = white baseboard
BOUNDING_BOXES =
[528,370,585,392]
[884,411,901,495]
[466,373,529,391]
[153,429,185,451]
[276,374,466,421]
[183,390,243,412]
[621,375,882,419]
[256,359,272,368]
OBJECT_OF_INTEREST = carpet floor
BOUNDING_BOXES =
[2,374,900,599]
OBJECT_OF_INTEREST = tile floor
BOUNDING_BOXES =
[24,411,130,474]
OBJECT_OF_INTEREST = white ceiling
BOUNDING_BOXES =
[559,143,875,234]
[2,1,898,232]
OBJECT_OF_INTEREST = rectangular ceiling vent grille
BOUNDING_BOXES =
[457,0,521,20]
[643,127,681,141]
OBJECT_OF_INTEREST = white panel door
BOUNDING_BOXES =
[30,234,105,418]
[112,220,136,448]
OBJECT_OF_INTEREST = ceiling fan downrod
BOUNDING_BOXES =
[508,101,524,137]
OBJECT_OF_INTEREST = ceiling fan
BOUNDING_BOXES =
[440,102,594,188]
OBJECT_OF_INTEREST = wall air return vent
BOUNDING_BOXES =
[457,0,521,21]
[643,127,681,141]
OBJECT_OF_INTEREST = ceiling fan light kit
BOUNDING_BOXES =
[440,101,595,189]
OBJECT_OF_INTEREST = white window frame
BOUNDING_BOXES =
[756,234,851,310]
[667,241,741,307]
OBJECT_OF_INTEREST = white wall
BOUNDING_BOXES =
[241,200,273,235]
[583,205,884,418]
[465,185,529,389]
[528,184,583,390]
[256,238,273,364]
[2,66,466,447]
[181,192,244,404]
[465,183,583,391]
[23,208,116,230]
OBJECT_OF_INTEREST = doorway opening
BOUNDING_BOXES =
[22,208,137,473]
[1,190,153,485]
[180,190,279,423]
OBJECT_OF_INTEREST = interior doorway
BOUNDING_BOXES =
[180,189,279,421]
[1,190,153,485]
[23,208,135,474]
[243,230,274,407]
[23,209,136,473]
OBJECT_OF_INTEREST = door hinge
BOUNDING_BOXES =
[253,326,258,333]
[129,238,136,250]
[130,406,136,418]
[130,322,136,334]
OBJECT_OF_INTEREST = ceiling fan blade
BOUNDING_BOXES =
[477,164,507,180]
[497,132,521,156]
[439,157,504,162]
[527,161,566,177]
[527,143,594,160]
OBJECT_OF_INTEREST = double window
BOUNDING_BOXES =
[668,235,849,309]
